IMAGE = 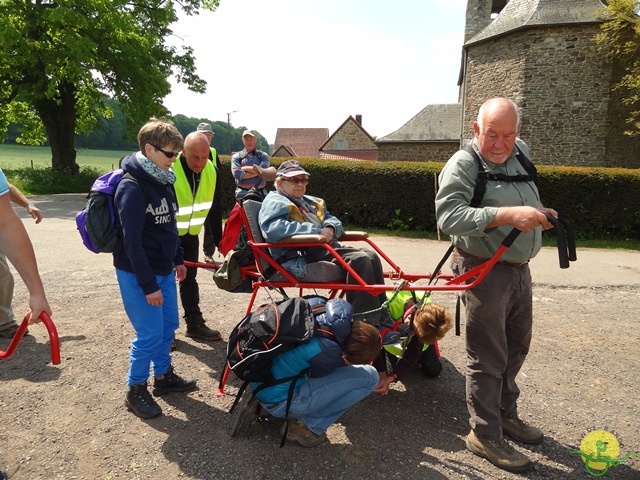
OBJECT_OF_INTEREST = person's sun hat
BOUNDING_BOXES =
[197,123,213,133]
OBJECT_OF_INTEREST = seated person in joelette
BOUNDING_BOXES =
[258,160,387,325]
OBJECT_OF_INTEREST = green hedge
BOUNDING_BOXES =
[7,158,640,240]
[217,158,640,241]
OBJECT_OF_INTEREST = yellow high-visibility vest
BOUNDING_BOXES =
[173,156,217,236]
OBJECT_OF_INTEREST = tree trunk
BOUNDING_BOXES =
[35,81,79,174]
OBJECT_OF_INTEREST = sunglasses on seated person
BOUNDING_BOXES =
[281,175,309,185]
[151,144,180,159]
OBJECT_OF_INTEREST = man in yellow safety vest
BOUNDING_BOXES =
[173,132,222,341]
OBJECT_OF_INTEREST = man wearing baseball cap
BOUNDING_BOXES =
[231,130,276,200]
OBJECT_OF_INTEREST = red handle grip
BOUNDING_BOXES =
[0,311,60,365]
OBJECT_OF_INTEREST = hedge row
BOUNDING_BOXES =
[217,158,640,240]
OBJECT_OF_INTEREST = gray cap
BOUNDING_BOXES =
[242,130,256,138]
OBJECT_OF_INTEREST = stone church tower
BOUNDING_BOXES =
[461,0,640,167]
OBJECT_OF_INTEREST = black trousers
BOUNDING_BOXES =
[306,245,387,325]
[179,233,203,325]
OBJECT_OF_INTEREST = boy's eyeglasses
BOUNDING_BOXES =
[151,144,179,159]
[281,177,309,185]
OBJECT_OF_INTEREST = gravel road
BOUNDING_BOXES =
[0,193,638,479]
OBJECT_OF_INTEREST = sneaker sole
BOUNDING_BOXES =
[465,437,532,473]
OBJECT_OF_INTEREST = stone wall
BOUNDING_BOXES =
[377,141,459,162]
[464,24,640,167]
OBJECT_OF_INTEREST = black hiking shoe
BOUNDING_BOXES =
[227,391,261,437]
[186,321,222,341]
[125,382,162,419]
[152,366,197,396]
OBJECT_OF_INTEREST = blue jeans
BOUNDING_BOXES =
[116,269,179,386]
[260,364,379,435]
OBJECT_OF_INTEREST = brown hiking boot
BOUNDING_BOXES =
[465,430,532,473]
[280,419,327,448]
[0,324,28,338]
[502,416,544,445]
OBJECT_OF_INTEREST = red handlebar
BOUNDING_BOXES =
[0,311,61,365]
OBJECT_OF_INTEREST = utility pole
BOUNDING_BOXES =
[227,110,238,155]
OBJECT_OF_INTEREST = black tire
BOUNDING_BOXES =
[421,345,442,378]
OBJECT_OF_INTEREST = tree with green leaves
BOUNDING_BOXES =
[598,0,640,135]
[0,0,218,172]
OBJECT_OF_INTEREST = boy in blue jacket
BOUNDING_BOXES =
[230,298,381,447]
[114,118,196,419]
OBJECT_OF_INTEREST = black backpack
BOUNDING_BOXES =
[75,169,146,254]
[226,297,315,386]
[223,296,338,445]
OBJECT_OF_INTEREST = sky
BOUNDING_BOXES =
[164,0,468,145]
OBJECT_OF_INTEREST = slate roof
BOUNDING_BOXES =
[376,104,462,142]
[466,0,609,46]
[272,128,329,158]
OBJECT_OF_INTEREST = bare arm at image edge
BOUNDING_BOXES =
[0,192,51,323]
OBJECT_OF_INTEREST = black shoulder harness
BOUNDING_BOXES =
[463,144,537,207]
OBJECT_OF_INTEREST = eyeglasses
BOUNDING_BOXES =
[281,176,309,185]
[151,144,179,159]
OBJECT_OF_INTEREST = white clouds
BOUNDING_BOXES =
[164,0,466,143]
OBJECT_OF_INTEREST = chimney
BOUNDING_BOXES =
[355,114,362,125]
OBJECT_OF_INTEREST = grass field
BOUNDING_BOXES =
[0,144,131,171]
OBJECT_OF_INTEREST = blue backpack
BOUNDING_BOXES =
[75,169,143,254]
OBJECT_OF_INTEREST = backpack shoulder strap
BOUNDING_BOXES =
[121,172,151,201]
[462,144,487,208]
[462,143,537,208]
[514,144,538,181]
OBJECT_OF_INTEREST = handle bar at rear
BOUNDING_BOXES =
[0,311,60,365]
[501,214,576,269]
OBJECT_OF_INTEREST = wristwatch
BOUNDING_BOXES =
[26,203,35,211]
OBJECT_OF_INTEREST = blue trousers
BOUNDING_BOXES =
[261,364,379,435]
[116,269,179,386]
